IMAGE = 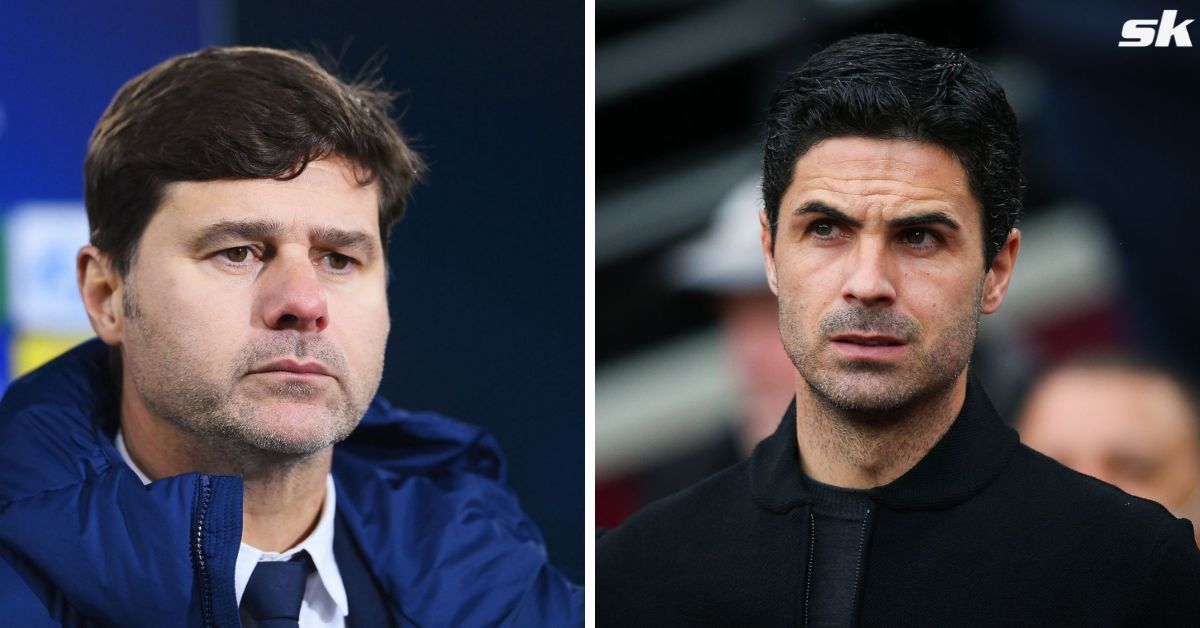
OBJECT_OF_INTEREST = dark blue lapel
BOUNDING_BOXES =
[334,510,394,628]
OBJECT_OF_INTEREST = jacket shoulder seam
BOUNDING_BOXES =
[0,466,115,510]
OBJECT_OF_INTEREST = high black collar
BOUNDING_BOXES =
[749,373,1019,513]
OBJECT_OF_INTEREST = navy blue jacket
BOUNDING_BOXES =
[0,340,582,627]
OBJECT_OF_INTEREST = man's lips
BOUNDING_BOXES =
[830,334,905,346]
[829,334,908,360]
[247,359,334,378]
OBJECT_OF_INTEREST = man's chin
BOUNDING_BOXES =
[248,375,336,401]
[829,354,905,372]
[804,370,921,414]
[234,402,358,456]
[804,362,967,418]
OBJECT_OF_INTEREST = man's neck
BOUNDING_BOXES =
[119,392,330,553]
[794,371,968,489]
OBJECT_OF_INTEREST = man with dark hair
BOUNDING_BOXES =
[0,47,581,627]
[598,34,1200,625]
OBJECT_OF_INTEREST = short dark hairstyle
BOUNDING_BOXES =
[85,46,425,277]
[762,33,1023,268]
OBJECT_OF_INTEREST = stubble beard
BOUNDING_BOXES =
[121,287,382,475]
[779,284,982,423]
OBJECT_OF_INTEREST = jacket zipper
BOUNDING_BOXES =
[192,475,216,627]
[850,507,873,626]
[803,512,815,627]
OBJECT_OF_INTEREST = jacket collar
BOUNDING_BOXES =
[750,372,1019,513]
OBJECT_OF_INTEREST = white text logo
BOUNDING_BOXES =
[1120,10,1194,47]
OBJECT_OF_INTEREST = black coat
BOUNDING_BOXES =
[598,376,1200,626]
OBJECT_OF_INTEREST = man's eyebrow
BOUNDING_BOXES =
[887,212,961,231]
[791,203,962,232]
[793,202,862,228]
[310,225,379,261]
[188,219,287,251]
[188,220,379,260]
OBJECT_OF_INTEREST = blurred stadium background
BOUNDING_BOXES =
[0,1,582,582]
[597,0,1200,527]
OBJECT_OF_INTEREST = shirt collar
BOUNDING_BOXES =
[235,475,349,617]
[114,430,350,617]
[113,430,152,484]
[749,371,1019,513]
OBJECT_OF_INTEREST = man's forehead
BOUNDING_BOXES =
[784,137,978,220]
[296,157,376,188]
[1022,370,1195,452]
[154,157,381,239]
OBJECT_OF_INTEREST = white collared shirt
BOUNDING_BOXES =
[115,431,349,627]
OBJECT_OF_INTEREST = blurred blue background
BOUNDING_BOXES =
[0,1,582,582]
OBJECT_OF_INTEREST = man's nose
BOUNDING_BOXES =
[259,253,329,333]
[841,237,897,308]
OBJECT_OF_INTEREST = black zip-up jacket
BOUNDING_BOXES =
[597,375,1200,626]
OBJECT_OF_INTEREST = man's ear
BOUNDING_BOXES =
[760,209,779,296]
[77,245,126,345]
[981,228,1020,315]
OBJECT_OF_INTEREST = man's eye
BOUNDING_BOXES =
[813,221,835,237]
[325,253,353,271]
[903,230,931,246]
[223,247,251,263]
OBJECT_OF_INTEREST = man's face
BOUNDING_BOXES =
[762,137,1014,414]
[720,293,797,448]
[1020,368,1200,513]
[119,156,389,456]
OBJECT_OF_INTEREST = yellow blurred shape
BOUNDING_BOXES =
[12,335,95,378]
